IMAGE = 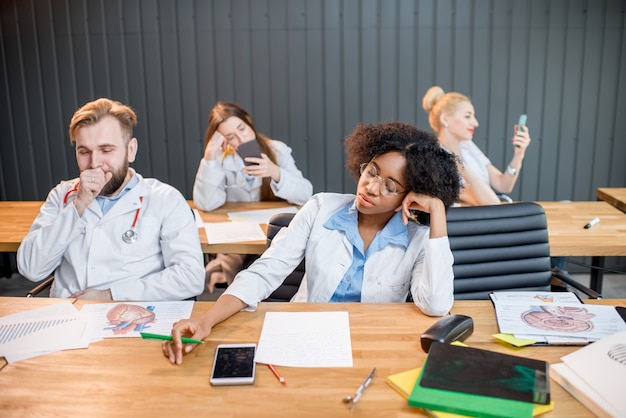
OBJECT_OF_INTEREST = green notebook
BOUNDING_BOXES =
[408,342,547,418]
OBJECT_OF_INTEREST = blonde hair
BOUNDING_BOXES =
[69,98,137,144]
[422,86,471,133]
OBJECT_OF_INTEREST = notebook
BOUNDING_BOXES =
[389,367,554,417]
[419,342,550,404]
[408,342,551,417]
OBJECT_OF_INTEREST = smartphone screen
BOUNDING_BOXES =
[517,114,527,132]
[236,140,262,166]
[210,344,256,386]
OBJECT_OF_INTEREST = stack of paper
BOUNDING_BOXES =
[0,301,195,364]
[489,291,626,345]
[0,301,91,363]
[551,330,626,417]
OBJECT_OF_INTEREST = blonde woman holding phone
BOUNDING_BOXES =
[422,86,531,206]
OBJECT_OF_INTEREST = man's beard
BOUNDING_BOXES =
[99,161,129,197]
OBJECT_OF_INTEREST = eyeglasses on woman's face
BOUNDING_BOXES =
[359,162,406,197]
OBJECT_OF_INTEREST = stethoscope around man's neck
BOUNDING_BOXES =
[63,181,143,244]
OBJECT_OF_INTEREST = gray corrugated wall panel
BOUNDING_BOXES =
[250,0,272,139]
[1,0,625,202]
[37,1,72,188]
[323,0,343,193]
[538,0,566,200]
[159,0,187,194]
[611,1,626,186]
[397,0,417,126]
[304,0,325,193]
[341,0,360,193]
[177,0,204,194]
[268,0,289,147]
[286,0,308,178]
[522,0,547,202]
[572,0,602,201]
[592,0,623,195]
[557,0,584,201]
[416,0,435,132]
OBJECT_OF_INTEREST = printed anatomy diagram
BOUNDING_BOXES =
[521,306,596,333]
[105,304,156,335]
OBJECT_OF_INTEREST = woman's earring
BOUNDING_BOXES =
[443,122,449,128]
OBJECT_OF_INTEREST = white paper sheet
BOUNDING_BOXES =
[0,316,90,363]
[80,301,194,339]
[0,300,79,325]
[227,206,299,224]
[0,301,91,363]
[255,311,353,368]
[203,221,266,244]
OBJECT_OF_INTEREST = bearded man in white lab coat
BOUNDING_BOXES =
[17,98,205,300]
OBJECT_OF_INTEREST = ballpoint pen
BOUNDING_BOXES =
[139,332,204,345]
[342,367,376,410]
[584,217,600,229]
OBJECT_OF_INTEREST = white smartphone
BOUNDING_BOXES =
[517,114,527,132]
[210,343,257,386]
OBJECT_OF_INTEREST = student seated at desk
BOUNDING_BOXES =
[163,121,461,364]
[422,86,532,206]
[16,98,205,301]
[192,102,313,293]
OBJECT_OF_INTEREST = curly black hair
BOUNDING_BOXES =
[344,121,460,208]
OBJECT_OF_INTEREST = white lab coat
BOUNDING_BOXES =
[224,193,455,316]
[192,139,313,211]
[17,173,205,300]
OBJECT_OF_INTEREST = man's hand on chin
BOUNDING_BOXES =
[71,288,113,300]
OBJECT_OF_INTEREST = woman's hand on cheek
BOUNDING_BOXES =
[205,131,226,161]
[400,192,445,225]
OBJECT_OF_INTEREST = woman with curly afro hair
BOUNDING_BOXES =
[163,121,460,365]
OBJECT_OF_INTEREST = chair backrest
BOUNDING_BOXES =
[446,202,552,299]
[262,212,305,302]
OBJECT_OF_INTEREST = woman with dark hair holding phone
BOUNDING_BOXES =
[422,86,532,206]
[193,102,313,292]
[163,121,461,365]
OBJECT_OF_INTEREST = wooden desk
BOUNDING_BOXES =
[0,297,622,417]
[0,201,41,252]
[0,201,295,255]
[538,201,626,257]
[538,201,626,293]
[597,187,626,213]
[191,201,297,254]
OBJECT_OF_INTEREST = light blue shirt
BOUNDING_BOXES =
[96,174,139,215]
[326,202,409,302]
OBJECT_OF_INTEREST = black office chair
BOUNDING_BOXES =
[262,212,305,302]
[446,201,600,299]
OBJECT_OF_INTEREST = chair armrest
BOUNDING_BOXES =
[551,271,602,299]
[26,276,54,297]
